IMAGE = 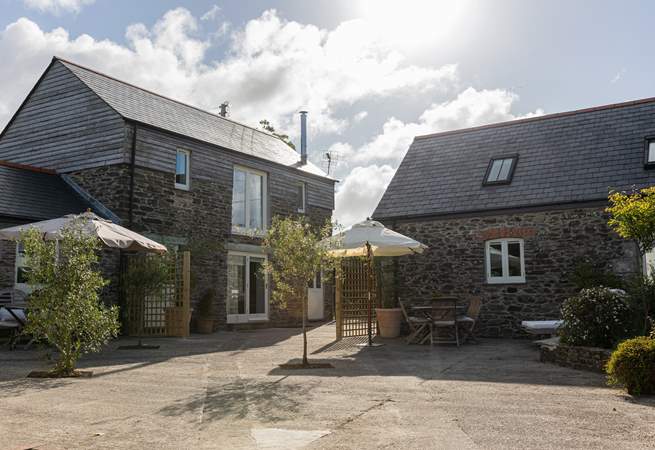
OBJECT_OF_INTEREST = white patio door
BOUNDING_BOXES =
[308,271,324,321]
[227,253,268,323]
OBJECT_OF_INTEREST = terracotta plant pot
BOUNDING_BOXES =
[376,308,402,338]
[196,318,214,334]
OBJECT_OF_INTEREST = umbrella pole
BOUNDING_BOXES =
[367,242,373,346]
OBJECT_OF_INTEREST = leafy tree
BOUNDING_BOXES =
[262,216,334,366]
[607,187,655,255]
[20,218,120,376]
[607,187,655,333]
[259,119,296,150]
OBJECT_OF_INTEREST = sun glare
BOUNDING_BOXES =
[352,0,470,52]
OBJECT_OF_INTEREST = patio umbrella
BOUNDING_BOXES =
[322,219,427,347]
[0,211,167,253]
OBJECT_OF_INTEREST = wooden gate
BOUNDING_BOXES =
[122,250,191,337]
[336,258,378,339]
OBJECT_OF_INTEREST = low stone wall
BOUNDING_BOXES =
[539,342,612,373]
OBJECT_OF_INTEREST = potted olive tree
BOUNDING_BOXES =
[196,288,215,334]
[375,258,402,338]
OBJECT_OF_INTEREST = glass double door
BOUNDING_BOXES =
[227,253,268,323]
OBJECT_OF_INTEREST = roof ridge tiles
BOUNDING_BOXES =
[415,96,655,141]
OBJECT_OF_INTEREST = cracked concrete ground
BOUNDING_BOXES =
[1,323,654,449]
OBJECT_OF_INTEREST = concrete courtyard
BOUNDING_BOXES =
[1,323,654,449]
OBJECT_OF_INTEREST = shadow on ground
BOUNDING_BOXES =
[158,376,317,423]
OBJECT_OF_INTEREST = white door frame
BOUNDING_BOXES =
[308,271,324,321]
[227,251,269,323]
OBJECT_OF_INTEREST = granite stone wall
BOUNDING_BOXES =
[540,342,612,373]
[0,239,16,290]
[389,207,641,337]
[70,162,333,329]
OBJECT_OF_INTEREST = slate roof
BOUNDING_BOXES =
[56,58,329,178]
[374,97,655,220]
[0,162,91,221]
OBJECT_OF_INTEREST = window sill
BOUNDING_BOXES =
[174,184,190,191]
[486,278,526,285]
[231,226,266,238]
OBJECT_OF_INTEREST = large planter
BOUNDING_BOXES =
[376,308,402,338]
[196,318,214,334]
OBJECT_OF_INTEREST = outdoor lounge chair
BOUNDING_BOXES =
[0,288,30,350]
[521,320,562,336]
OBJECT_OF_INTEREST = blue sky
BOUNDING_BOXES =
[1,0,654,225]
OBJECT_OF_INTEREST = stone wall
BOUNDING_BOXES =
[540,342,612,373]
[70,160,333,329]
[0,239,16,290]
[389,206,640,337]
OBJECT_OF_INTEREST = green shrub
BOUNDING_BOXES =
[625,273,655,336]
[606,337,655,396]
[571,260,624,291]
[559,287,633,349]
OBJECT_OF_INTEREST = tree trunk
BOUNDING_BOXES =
[302,290,308,366]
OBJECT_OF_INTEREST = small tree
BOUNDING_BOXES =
[607,187,655,333]
[263,216,333,366]
[21,219,119,376]
[607,187,655,255]
[259,119,296,150]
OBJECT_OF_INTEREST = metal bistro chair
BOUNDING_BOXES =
[430,296,460,347]
[0,288,29,350]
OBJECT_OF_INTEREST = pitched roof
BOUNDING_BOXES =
[0,161,92,221]
[56,58,329,178]
[373,97,655,220]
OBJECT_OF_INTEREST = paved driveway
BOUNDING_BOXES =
[1,324,654,449]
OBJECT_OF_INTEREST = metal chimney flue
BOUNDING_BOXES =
[299,110,308,165]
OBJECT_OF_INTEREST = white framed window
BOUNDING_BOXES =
[15,242,31,292]
[296,182,306,213]
[485,238,525,284]
[227,252,269,323]
[175,149,190,190]
[646,138,655,166]
[231,166,267,234]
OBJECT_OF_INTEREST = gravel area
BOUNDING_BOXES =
[1,324,653,449]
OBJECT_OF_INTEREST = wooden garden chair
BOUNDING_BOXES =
[399,299,431,344]
[430,297,460,346]
[457,296,482,343]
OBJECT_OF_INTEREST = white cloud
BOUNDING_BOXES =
[611,68,627,84]
[333,88,543,226]
[201,5,221,22]
[23,0,94,14]
[0,8,458,137]
[354,111,368,122]
[334,165,396,228]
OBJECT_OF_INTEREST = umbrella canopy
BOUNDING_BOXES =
[323,219,427,257]
[0,212,167,254]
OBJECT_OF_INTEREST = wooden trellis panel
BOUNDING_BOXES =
[123,251,190,337]
[337,258,378,339]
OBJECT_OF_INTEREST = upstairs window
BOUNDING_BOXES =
[484,156,517,185]
[485,238,525,284]
[175,149,190,190]
[296,182,306,213]
[232,166,267,233]
[645,138,655,167]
